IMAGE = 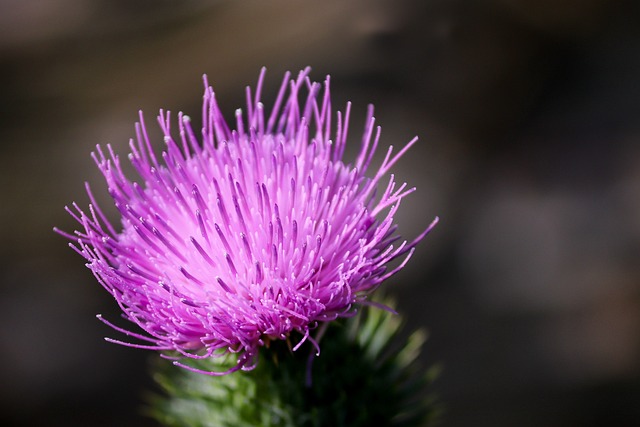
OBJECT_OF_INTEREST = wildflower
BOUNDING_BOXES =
[57,68,437,374]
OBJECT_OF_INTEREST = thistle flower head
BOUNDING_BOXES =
[58,68,437,374]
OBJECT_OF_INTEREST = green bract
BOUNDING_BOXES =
[147,300,440,427]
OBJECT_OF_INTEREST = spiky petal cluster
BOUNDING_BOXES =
[58,68,437,374]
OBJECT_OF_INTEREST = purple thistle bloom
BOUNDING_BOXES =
[57,68,437,375]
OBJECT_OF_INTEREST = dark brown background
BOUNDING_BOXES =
[1,0,639,426]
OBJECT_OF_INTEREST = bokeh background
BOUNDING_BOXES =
[1,0,639,425]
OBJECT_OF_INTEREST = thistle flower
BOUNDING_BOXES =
[57,67,437,375]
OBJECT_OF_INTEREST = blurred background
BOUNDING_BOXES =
[1,0,639,425]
